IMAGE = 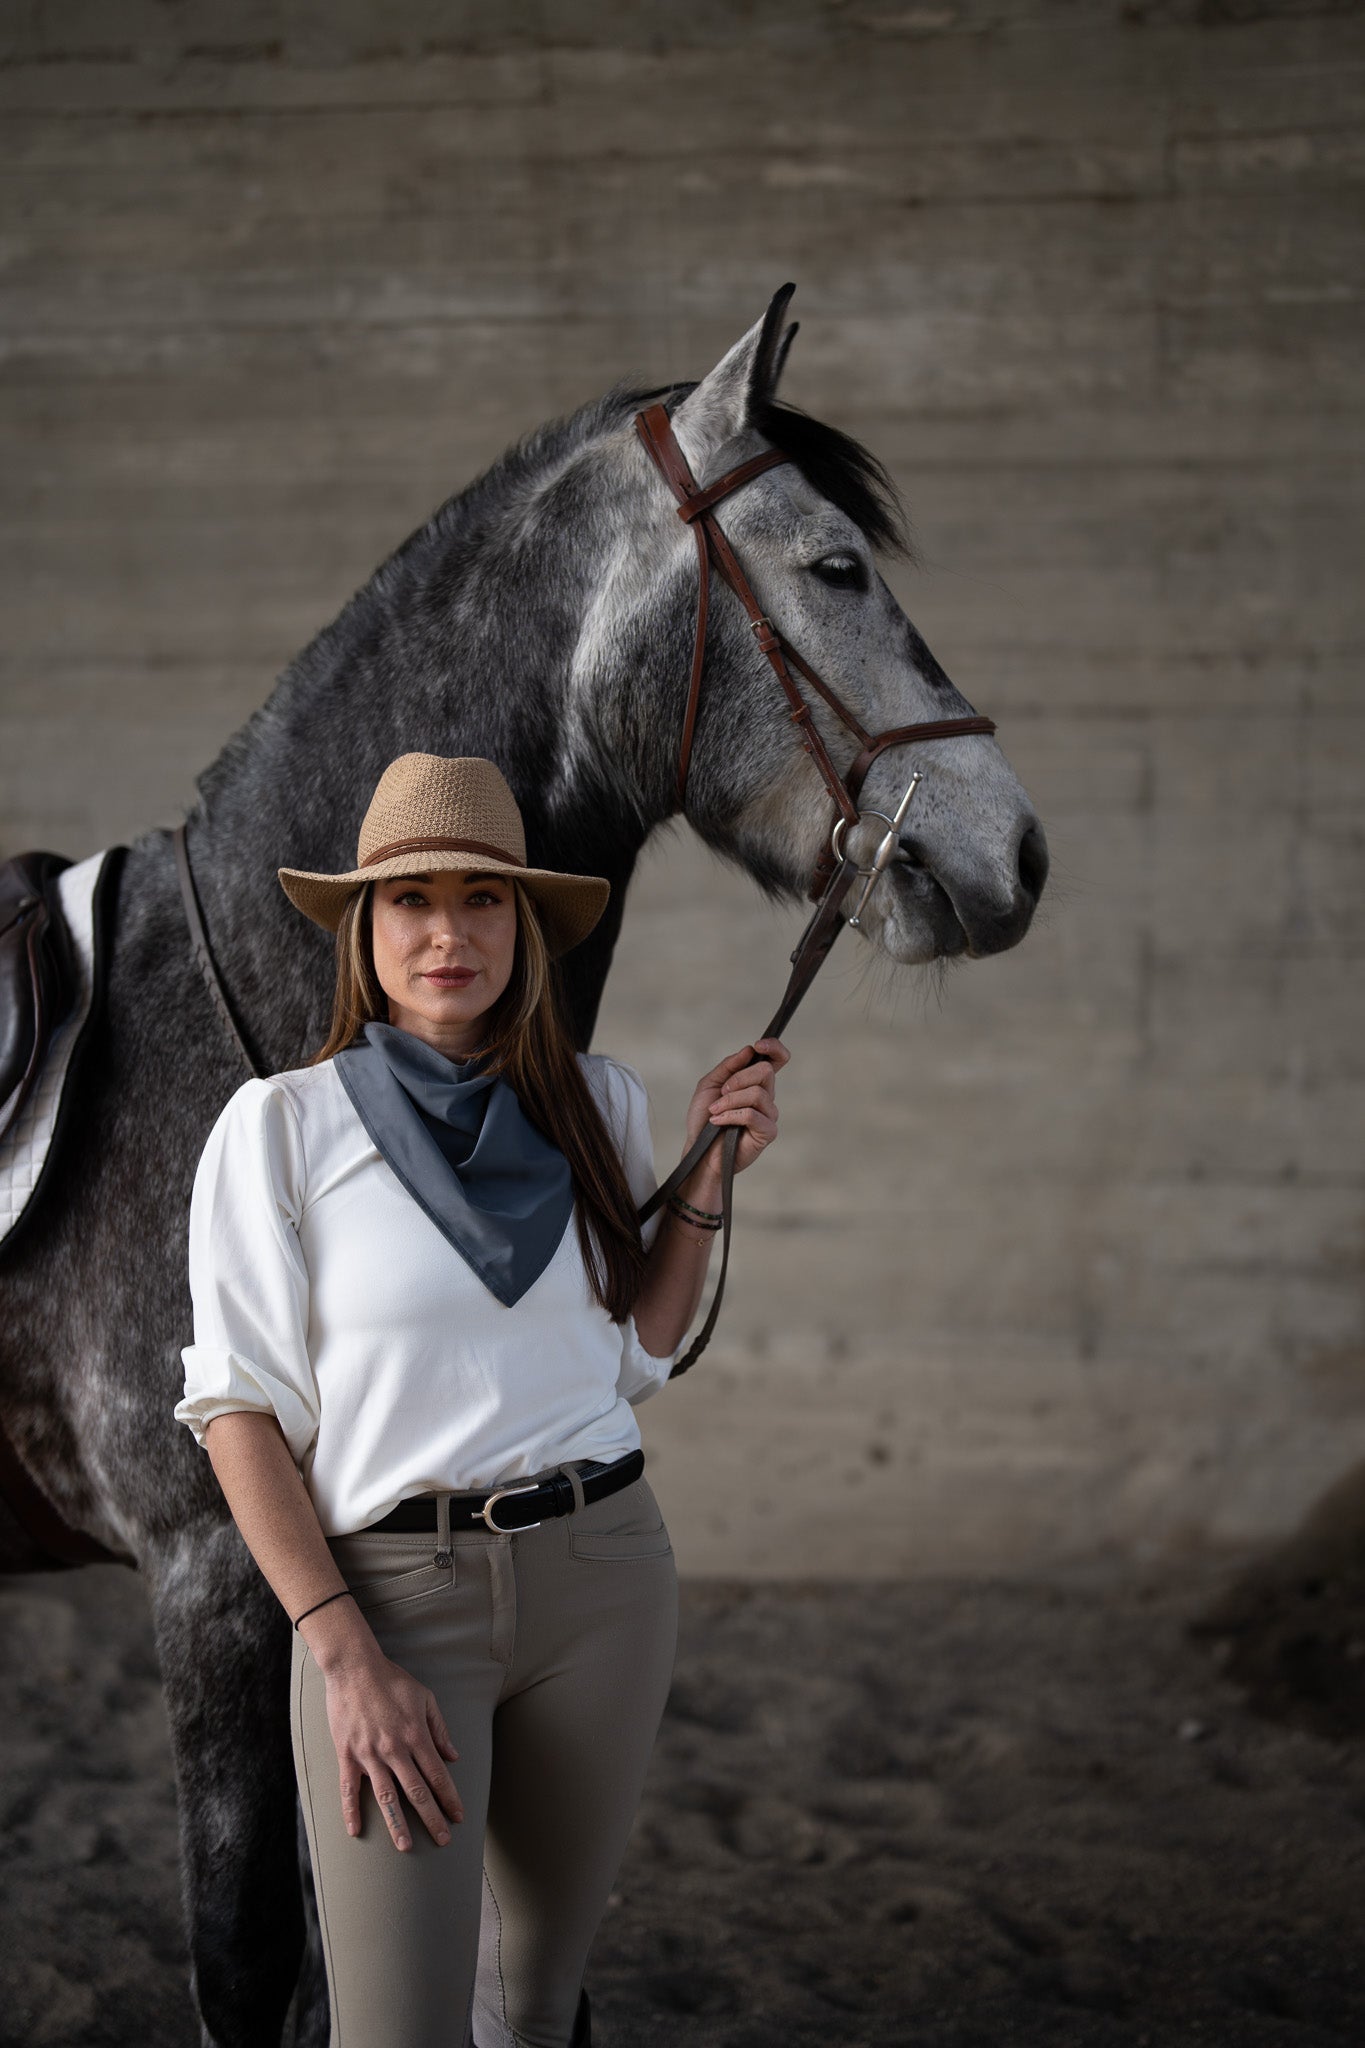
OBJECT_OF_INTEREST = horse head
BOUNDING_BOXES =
[581,285,1048,966]
[185,286,1048,1065]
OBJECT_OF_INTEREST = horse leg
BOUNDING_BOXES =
[292,1805,331,2048]
[144,1517,307,2048]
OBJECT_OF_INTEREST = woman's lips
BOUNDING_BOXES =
[424,968,477,986]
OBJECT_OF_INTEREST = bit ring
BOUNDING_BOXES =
[830,806,900,875]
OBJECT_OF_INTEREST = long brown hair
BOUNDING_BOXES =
[309,880,648,1322]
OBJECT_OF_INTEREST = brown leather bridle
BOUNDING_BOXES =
[633,401,996,903]
[633,401,1000,1374]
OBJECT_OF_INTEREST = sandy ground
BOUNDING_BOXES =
[1,1555,1363,2048]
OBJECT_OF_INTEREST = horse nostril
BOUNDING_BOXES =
[1017,822,1049,907]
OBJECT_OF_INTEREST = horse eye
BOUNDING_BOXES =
[810,553,868,591]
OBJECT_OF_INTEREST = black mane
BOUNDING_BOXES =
[751,395,910,558]
[340,380,911,629]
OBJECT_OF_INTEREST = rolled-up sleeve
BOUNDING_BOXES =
[174,1077,321,1466]
[602,1058,687,1401]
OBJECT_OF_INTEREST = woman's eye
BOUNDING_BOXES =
[810,553,868,591]
[395,890,425,906]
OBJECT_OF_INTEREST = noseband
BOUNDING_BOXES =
[631,402,1000,1374]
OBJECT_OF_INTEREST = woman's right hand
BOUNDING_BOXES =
[200,1417,465,1853]
[318,1635,465,1852]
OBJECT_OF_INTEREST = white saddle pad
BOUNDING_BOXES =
[0,849,105,1252]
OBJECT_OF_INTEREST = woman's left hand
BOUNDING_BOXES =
[683,1037,790,1177]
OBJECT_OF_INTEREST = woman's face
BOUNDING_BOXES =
[369,870,518,1057]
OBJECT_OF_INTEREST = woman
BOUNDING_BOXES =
[174,751,787,2048]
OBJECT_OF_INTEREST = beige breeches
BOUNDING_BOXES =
[290,1469,679,2048]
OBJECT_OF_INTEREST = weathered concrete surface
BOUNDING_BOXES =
[1,1,1362,1577]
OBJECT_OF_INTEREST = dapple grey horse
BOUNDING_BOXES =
[0,288,1048,2045]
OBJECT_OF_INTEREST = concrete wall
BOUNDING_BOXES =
[2,1,1362,1576]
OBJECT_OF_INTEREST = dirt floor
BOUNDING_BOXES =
[1,1554,1363,2048]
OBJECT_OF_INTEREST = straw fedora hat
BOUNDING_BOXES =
[277,753,610,959]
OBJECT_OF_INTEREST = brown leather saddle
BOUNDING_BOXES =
[0,847,126,1192]
[0,850,81,1144]
[0,844,129,1570]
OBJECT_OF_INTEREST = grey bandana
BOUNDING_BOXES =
[333,1019,575,1307]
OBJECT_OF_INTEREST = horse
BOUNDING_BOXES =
[0,287,1049,2045]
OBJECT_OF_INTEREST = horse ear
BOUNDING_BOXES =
[770,319,799,394]
[671,283,797,476]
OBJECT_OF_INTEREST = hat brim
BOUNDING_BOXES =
[277,852,610,959]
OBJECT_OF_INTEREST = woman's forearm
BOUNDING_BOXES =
[630,1036,785,1356]
[203,1411,381,1674]
[630,1154,726,1358]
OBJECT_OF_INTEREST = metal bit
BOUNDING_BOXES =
[847,769,923,928]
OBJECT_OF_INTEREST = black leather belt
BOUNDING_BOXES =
[362,1447,645,1536]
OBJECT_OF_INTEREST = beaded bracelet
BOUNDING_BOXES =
[666,1194,722,1233]
[670,1192,724,1224]
[666,1211,714,1246]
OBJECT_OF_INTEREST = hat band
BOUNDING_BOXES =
[360,834,524,870]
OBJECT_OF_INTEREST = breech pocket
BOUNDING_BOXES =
[569,1477,673,1561]
[329,1539,458,1613]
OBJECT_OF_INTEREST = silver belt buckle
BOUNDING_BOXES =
[477,1480,542,1534]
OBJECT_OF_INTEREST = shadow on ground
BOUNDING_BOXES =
[1,1556,1363,2046]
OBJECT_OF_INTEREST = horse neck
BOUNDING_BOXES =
[181,465,658,1068]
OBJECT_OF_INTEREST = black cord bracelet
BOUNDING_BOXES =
[292,1587,355,1631]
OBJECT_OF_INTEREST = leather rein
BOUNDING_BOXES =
[628,402,996,1372]
[173,402,999,1378]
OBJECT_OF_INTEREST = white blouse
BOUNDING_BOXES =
[175,1050,685,1538]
